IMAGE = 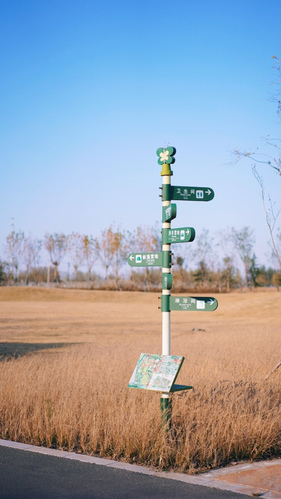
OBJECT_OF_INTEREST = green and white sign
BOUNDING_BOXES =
[162,273,172,290]
[171,186,214,201]
[128,252,162,267]
[163,227,195,244]
[170,296,218,311]
[162,203,177,223]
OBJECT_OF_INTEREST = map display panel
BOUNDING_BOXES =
[128,353,184,392]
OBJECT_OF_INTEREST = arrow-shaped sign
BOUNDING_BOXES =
[127,252,162,267]
[169,296,218,311]
[170,186,214,202]
[163,227,195,244]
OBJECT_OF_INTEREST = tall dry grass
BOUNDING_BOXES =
[0,287,280,472]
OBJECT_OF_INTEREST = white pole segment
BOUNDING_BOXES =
[162,176,171,357]
[162,311,170,355]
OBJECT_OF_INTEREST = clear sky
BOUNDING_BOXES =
[1,0,280,272]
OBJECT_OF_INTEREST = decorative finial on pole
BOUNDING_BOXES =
[156,147,176,176]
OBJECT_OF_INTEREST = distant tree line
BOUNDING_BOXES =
[0,223,280,292]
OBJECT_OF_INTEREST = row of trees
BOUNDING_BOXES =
[1,224,280,291]
[1,225,160,286]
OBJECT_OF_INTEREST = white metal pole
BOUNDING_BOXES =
[161,175,171,408]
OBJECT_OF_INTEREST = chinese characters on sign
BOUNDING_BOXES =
[170,186,214,201]
[170,296,218,312]
[163,227,195,244]
[128,252,162,267]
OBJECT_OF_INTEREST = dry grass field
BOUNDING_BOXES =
[0,287,280,472]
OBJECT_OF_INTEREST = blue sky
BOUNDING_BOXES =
[1,0,280,272]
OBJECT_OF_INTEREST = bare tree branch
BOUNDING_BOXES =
[252,167,281,270]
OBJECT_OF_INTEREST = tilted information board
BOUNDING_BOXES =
[128,353,192,393]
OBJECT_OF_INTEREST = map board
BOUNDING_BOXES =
[128,353,185,393]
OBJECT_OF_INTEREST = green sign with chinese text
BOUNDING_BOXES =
[171,186,214,201]
[163,227,195,244]
[127,252,162,267]
[170,296,218,311]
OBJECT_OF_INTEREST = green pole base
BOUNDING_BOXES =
[160,397,172,426]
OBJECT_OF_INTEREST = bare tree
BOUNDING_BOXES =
[128,224,161,253]
[96,227,112,281]
[0,260,8,285]
[175,256,185,276]
[126,224,161,286]
[190,229,215,269]
[231,227,255,287]
[233,139,281,177]
[231,57,280,278]
[6,229,24,283]
[96,225,126,285]
[82,235,98,281]
[271,55,281,120]
[110,228,126,286]
[44,233,68,283]
[233,56,281,176]
[22,235,42,285]
[252,167,281,271]
[216,228,238,291]
[68,232,84,281]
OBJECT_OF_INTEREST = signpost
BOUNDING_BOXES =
[128,252,162,267]
[127,146,218,423]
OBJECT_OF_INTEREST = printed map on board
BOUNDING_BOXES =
[128,353,184,392]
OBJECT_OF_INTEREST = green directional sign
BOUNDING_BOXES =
[170,296,218,311]
[170,186,214,202]
[163,227,195,244]
[162,203,177,223]
[128,252,162,267]
[162,273,172,290]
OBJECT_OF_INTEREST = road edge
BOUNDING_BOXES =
[1,438,280,498]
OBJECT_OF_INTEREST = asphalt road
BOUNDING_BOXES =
[0,445,250,499]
